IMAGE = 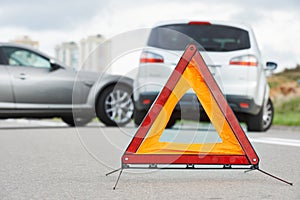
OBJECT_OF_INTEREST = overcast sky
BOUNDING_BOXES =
[0,0,299,72]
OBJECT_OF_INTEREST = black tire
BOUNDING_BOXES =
[166,117,177,129]
[133,109,147,126]
[246,98,273,132]
[262,98,274,131]
[96,85,134,127]
[200,111,210,122]
[133,109,176,129]
[62,116,92,127]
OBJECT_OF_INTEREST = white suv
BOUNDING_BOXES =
[133,20,277,132]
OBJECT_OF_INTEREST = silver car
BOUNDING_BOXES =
[0,43,134,126]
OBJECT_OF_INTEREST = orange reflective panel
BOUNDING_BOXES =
[136,59,244,155]
[137,60,244,155]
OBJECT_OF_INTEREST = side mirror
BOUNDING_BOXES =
[265,62,277,71]
[50,59,61,71]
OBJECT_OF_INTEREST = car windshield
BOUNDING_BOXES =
[147,24,250,52]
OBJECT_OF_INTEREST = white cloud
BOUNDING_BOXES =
[0,0,299,71]
[0,0,105,30]
[251,9,300,71]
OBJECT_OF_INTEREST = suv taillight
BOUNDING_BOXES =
[229,55,258,67]
[140,51,164,63]
[188,21,211,25]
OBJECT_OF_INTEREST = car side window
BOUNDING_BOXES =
[2,47,51,69]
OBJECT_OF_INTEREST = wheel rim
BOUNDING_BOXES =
[104,89,134,124]
[263,100,273,130]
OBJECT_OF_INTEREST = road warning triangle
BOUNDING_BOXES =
[123,44,259,167]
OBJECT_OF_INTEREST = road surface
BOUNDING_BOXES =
[0,119,299,199]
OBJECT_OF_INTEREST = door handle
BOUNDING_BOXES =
[18,73,27,80]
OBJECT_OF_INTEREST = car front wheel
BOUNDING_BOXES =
[96,85,134,127]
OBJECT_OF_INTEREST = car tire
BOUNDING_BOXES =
[262,98,274,131]
[133,109,147,126]
[246,98,273,132]
[166,117,177,129]
[62,116,92,127]
[96,85,134,127]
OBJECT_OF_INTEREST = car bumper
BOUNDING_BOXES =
[135,92,261,116]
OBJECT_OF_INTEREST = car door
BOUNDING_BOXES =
[1,46,76,109]
[0,49,14,109]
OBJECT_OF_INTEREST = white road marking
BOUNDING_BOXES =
[2,120,300,148]
[250,137,300,147]
[5,119,66,127]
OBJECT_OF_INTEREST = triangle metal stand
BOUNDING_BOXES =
[244,166,293,186]
[106,167,123,190]
[106,164,293,190]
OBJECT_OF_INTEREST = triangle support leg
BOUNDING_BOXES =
[106,168,121,176]
[257,168,293,186]
[113,168,123,190]
[244,165,257,173]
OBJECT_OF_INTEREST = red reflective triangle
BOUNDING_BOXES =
[122,44,259,166]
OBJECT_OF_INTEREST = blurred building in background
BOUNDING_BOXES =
[55,42,79,69]
[11,36,39,49]
[54,34,108,72]
[79,34,106,72]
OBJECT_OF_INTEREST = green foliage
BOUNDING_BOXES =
[268,81,280,89]
[267,64,300,126]
[275,96,300,113]
[273,96,300,126]
[274,112,300,126]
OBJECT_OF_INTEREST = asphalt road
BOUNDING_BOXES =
[0,119,299,199]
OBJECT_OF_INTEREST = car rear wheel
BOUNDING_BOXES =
[262,98,274,131]
[133,109,176,129]
[133,109,147,126]
[166,117,177,129]
[246,98,273,132]
[97,85,134,127]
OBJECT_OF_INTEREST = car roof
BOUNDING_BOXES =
[153,20,252,32]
